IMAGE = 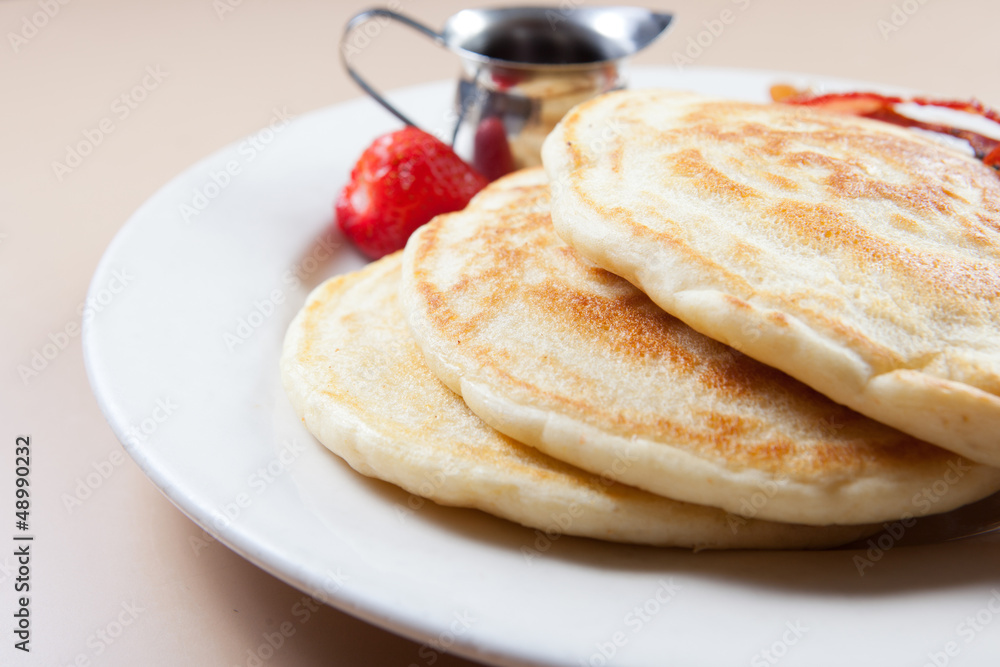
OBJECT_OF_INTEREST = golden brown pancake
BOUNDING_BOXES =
[400,167,1000,525]
[542,88,1000,466]
[279,252,873,548]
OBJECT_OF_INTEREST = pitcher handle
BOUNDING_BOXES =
[340,8,445,127]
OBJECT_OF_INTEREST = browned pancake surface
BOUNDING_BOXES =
[401,168,1000,525]
[280,252,875,548]
[542,89,1000,465]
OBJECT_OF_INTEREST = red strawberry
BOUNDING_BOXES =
[335,126,488,259]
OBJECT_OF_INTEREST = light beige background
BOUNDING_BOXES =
[2,0,999,665]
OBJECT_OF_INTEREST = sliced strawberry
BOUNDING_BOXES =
[778,89,1000,170]
[335,127,488,259]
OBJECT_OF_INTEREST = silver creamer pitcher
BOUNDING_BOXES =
[341,6,672,180]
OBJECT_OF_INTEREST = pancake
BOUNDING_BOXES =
[541,88,1000,466]
[400,167,1000,526]
[280,252,873,549]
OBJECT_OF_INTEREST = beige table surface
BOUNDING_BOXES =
[2,0,999,665]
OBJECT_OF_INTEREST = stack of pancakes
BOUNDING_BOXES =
[282,89,1000,550]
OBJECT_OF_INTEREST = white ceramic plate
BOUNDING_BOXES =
[84,67,1000,667]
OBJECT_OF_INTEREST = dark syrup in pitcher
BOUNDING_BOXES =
[461,17,620,64]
